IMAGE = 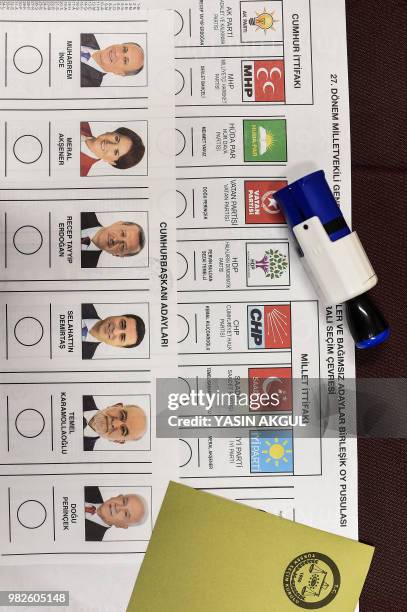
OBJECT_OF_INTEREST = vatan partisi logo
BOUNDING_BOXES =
[283,552,341,609]
[250,248,288,280]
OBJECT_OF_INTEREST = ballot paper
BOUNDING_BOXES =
[1,1,359,609]
[143,0,358,541]
[128,483,374,612]
[0,3,178,563]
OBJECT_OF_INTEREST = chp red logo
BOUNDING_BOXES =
[242,59,285,102]
[245,179,287,224]
[248,304,291,350]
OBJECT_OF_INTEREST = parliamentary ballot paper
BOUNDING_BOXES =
[0,2,178,564]
[144,0,358,540]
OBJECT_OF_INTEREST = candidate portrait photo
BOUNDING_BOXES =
[82,394,150,451]
[84,486,151,542]
[80,33,147,87]
[80,120,147,177]
[80,211,148,269]
[81,302,150,360]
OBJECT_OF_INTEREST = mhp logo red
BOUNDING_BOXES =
[242,59,285,102]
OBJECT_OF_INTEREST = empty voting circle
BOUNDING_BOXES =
[13,45,43,74]
[177,315,190,344]
[179,439,193,468]
[176,252,189,280]
[14,317,44,347]
[13,225,43,255]
[15,409,45,439]
[174,11,184,36]
[177,377,192,395]
[175,69,185,95]
[17,500,47,529]
[155,129,177,158]
[175,129,186,156]
[13,135,43,164]
[176,190,188,218]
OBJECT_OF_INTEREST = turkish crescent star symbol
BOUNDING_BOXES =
[262,376,282,394]
[262,191,280,214]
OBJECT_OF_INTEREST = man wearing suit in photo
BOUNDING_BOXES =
[84,486,148,542]
[80,121,145,177]
[81,303,146,360]
[81,212,146,268]
[80,34,145,87]
[82,395,148,451]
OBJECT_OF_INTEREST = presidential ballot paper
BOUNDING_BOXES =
[143,0,357,541]
[0,2,179,564]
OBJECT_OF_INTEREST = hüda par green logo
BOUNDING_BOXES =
[243,119,287,162]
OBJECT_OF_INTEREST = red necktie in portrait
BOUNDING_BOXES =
[85,505,96,515]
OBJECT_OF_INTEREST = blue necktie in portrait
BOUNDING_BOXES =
[81,51,91,61]
[82,324,88,340]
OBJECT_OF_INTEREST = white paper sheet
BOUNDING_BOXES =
[144,0,357,539]
[0,2,178,565]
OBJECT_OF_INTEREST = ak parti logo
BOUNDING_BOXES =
[245,179,287,224]
[242,59,285,102]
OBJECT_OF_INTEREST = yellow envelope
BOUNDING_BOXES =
[127,482,373,611]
